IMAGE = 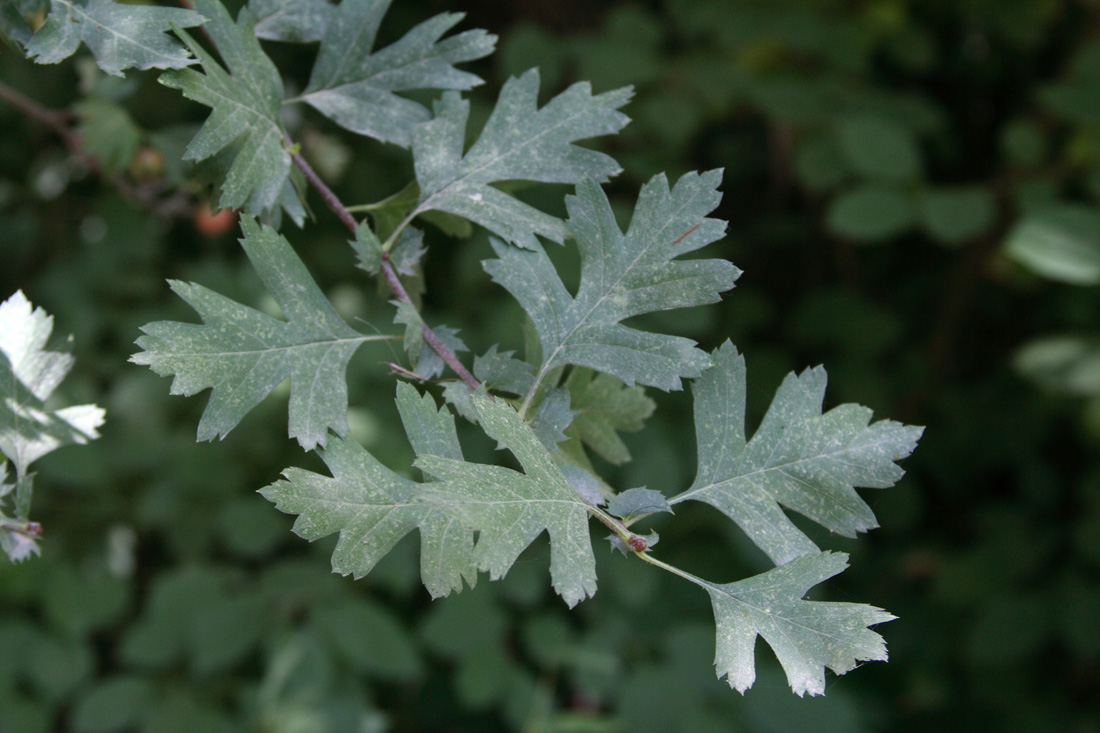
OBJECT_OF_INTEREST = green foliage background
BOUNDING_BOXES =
[3,0,1100,730]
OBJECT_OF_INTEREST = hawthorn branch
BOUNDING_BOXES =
[0,82,73,135]
[164,9,479,392]
[0,80,191,219]
[284,135,480,390]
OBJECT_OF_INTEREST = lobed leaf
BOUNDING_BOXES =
[131,218,385,451]
[411,69,632,249]
[297,0,496,146]
[261,383,476,598]
[418,393,597,608]
[24,0,203,76]
[159,0,290,214]
[670,341,923,565]
[703,552,894,696]
[485,171,739,394]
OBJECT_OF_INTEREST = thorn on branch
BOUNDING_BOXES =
[386,362,427,381]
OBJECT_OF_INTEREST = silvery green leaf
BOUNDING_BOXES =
[484,171,738,394]
[297,0,495,146]
[260,383,476,597]
[411,69,632,249]
[607,488,670,522]
[563,368,654,465]
[0,290,104,478]
[703,552,894,696]
[1014,335,1100,396]
[24,0,203,76]
[418,393,597,607]
[132,218,388,450]
[160,0,291,214]
[670,342,923,565]
[251,0,333,43]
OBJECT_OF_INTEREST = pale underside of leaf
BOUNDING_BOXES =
[0,291,104,478]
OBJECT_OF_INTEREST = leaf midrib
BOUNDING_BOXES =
[672,432,899,505]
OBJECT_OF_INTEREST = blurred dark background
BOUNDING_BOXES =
[2,0,1100,731]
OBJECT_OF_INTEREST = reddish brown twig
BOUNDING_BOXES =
[284,135,480,390]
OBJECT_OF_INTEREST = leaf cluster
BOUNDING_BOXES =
[3,0,923,703]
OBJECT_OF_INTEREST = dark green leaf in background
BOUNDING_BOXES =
[562,368,655,466]
[835,115,922,182]
[1005,204,1100,284]
[72,676,152,733]
[826,185,916,242]
[919,186,996,245]
[314,598,422,680]
[73,98,142,175]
